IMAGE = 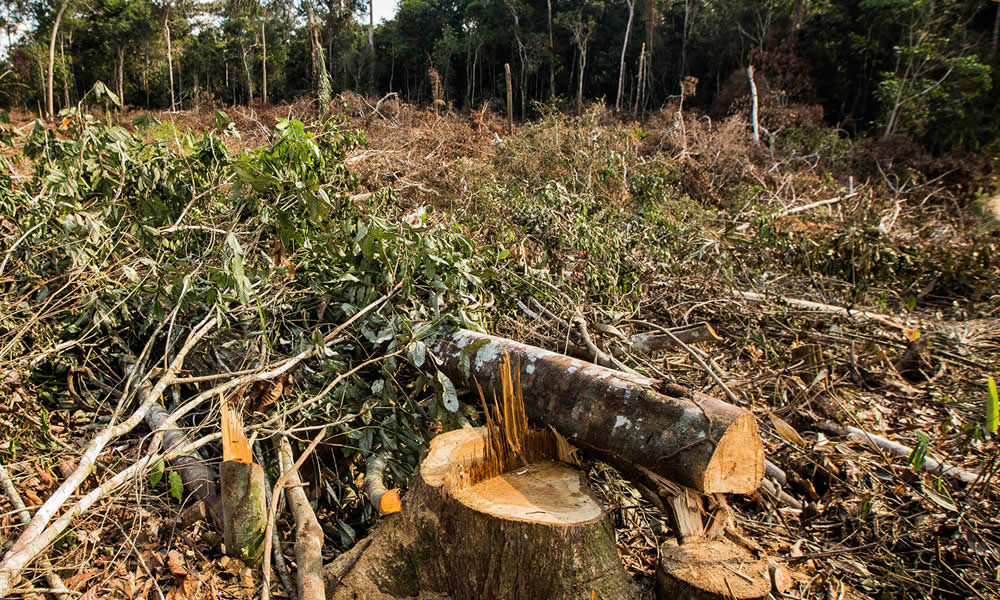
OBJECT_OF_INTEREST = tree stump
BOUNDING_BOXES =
[657,539,771,600]
[324,427,636,600]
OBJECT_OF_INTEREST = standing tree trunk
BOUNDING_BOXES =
[576,47,586,112]
[547,0,555,100]
[615,0,634,111]
[368,0,375,94]
[747,65,759,144]
[261,21,268,105]
[241,43,254,104]
[46,0,68,120]
[59,33,70,108]
[116,45,125,102]
[163,6,176,111]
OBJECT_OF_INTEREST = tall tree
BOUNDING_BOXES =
[46,0,69,119]
[615,0,634,111]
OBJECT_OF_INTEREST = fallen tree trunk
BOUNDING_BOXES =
[325,427,635,600]
[434,330,764,494]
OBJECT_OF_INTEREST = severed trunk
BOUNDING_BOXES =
[434,330,764,494]
[325,428,635,600]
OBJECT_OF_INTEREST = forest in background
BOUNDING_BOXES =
[1,0,999,153]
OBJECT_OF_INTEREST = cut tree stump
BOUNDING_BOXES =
[657,539,771,600]
[324,427,636,600]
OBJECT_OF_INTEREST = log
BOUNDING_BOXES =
[434,330,764,494]
[324,427,636,600]
[658,539,771,600]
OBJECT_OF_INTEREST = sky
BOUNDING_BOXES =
[368,0,399,25]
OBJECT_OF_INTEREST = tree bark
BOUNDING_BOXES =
[616,0,634,111]
[747,65,759,145]
[261,21,268,105]
[163,6,175,111]
[325,428,636,600]
[278,438,326,600]
[46,0,69,120]
[434,330,764,494]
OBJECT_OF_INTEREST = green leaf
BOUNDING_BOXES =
[436,370,459,412]
[168,471,184,503]
[150,459,164,487]
[986,377,999,435]
[909,431,929,471]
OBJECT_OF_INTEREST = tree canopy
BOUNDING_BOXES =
[1,0,998,151]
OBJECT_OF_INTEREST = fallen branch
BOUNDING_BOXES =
[0,313,217,596]
[144,402,223,526]
[733,290,905,331]
[0,464,70,600]
[817,422,979,484]
[0,431,219,597]
[774,192,857,218]
[263,429,327,600]
[363,452,402,516]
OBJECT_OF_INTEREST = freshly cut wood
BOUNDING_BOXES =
[325,427,636,600]
[363,453,401,516]
[658,538,771,600]
[434,330,764,494]
[220,398,267,567]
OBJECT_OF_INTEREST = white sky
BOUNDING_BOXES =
[369,0,399,25]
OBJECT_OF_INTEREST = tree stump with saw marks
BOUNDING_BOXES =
[324,427,636,600]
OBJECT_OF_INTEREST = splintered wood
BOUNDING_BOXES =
[446,352,557,491]
[221,395,252,465]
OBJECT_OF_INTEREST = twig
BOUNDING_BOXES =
[0,431,220,596]
[630,319,742,405]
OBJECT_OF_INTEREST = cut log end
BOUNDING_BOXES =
[423,428,604,526]
[658,539,771,600]
[702,411,766,494]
